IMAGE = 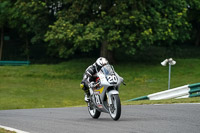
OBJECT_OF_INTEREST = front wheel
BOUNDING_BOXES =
[88,102,101,119]
[109,94,121,121]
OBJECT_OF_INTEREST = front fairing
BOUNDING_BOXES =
[98,65,123,87]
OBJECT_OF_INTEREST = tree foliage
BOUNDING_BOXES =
[6,0,52,59]
[45,0,192,59]
[0,0,11,27]
[187,0,200,46]
[0,0,198,61]
[10,0,50,44]
[0,0,12,60]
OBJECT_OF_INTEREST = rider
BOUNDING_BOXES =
[80,57,109,102]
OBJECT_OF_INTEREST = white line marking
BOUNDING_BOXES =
[0,125,29,133]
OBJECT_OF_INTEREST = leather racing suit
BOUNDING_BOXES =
[80,63,98,95]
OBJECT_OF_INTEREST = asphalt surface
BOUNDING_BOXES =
[0,104,200,133]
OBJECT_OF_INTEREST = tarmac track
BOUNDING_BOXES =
[0,104,200,133]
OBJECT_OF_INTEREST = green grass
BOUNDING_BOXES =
[0,128,15,133]
[122,97,200,105]
[0,58,200,110]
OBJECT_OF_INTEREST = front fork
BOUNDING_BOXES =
[107,90,119,105]
[88,88,95,108]
[106,90,119,113]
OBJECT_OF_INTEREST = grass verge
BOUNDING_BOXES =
[0,58,200,110]
[0,128,15,133]
[122,97,200,105]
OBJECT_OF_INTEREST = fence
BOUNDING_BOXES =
[127,83,200,101]
[0,61,30,66]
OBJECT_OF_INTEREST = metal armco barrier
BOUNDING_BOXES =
[0,61,30,66]
[127,83,200,101]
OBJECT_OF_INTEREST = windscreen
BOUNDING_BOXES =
[101,65,114,75]
[100,65,118,84]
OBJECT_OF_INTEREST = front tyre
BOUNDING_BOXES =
[109,94,121,121]
[88,103,101,119]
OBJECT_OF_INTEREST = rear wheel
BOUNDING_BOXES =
[109,94,121,121]
[88,102,101,119]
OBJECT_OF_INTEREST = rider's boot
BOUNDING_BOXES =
[84,93,90,102]
[84,89,90,102]
[80,83,90,102]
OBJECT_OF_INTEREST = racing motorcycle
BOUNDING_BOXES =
[87,64,125,121]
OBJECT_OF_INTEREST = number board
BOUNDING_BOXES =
[106,74,118,84]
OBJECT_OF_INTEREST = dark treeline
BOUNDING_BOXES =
[0,0,200,63]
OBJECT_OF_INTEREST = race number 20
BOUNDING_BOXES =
[107,75,118,83]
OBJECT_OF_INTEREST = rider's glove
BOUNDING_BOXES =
[80,83,84,89]
[89,81,96,88]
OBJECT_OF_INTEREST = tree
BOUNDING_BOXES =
[187,0,200,46]
[45,0,191,62]
[9,0,51,60]
[0,0,11,60]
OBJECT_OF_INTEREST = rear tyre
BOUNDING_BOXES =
[109,94,121,121]
[88,103,101,119]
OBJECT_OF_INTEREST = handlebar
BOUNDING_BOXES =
[122,81,126,86]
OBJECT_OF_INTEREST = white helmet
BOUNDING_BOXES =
[95,57,108,71]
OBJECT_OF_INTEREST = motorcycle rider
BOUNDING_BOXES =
[80,57,109,102]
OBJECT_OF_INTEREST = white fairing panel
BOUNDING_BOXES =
[107,90,119,105]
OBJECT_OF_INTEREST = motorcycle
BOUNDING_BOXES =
[87,64,125,121]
